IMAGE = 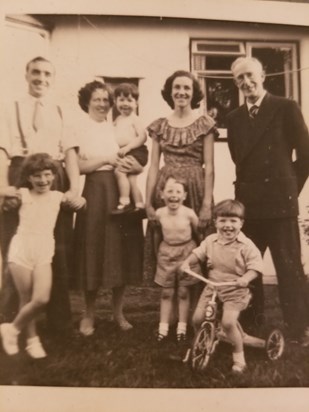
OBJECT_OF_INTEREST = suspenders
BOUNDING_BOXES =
[15,101,28,155]
[14,101,63,156]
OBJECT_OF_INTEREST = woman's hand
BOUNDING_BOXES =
[63,194,86,211]
[146,205,157,221]
[107,153,118,167]
[116,156,143,174]
[64,190,78,203]
[198,204,212,231]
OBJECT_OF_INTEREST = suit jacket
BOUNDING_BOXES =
[226,92,309,219]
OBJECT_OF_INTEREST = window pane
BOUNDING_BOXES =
[251,47,294,98]
[206,55,237,71]
[197,44,241,53]
[205,78,239,129]
[101,77,140,120]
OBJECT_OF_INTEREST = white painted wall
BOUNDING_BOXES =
[48,16,309,280]
[2,14,309,280]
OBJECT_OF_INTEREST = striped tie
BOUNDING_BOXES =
[249,105,259,119]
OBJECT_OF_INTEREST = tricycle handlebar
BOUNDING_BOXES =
[184,268,237,287]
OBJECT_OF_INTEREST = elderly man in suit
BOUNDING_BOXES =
[0,56,80,338]
[226,56,309,345]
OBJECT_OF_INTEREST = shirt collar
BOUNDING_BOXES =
[247,90,266,111]
[26,93,50,105]
[213,231,247,245]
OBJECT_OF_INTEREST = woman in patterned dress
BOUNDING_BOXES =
[144,70,217,284]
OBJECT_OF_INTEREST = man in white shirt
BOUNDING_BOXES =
[0,56,80,337]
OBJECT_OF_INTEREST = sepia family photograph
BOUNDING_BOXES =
[0,0,309,411]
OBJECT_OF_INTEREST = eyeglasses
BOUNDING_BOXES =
[233,73,255,87]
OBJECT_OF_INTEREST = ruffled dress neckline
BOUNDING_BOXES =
[147,115,217,147]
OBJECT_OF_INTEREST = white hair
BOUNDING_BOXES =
[231,56,264,74]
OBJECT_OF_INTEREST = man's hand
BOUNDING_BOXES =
[1,187,21,211]
[2,197,21,211]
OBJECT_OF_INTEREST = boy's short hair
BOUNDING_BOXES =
[213,199,245,219]
[114,83,139,100]
[163,175,187,192]
[19,153,58,188]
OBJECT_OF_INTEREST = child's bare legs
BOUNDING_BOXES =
[221,308,246,372]
[112,286,132,331]
[128,174,144,209]
[80,290,97,336]
[177,286,190,340]
[114,169,130,209]
[0,262,52,357]
[10,263,52,333]
[8,264,36,339]
[158,287,175,339]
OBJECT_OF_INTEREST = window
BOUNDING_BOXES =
[191,40,299,140]
[97,76,140,121]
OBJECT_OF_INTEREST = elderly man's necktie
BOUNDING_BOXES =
[249,105,259,119]
[32,100,44,132]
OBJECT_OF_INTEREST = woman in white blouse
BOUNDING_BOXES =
[73,80,143,336]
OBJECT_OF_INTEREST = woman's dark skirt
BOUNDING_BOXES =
[73,171,143,291]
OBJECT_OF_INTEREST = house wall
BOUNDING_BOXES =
[2,14,309,280]
[48,15,309,280]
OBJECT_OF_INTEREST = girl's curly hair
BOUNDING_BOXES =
[18,153,58,188]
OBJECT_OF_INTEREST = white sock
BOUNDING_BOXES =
[135,202,144,209]
[27,336,40,344]
[158,322,169,336]
[233,351,246,365]
[177,322,187,335]
[119,197,130,206]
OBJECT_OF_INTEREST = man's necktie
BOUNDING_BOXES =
[249,105,259,119]
[32,100,44,132]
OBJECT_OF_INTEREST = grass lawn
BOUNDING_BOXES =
[0,285,309,388]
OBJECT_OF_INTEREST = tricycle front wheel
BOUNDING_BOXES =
[191,322,216,371]
[265,329,285,360]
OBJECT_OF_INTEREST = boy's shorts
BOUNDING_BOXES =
[115,145,148,174]
[127,144,148,167]
[196,284,252,312]
[155,240,200,288]
[8,234,55,270]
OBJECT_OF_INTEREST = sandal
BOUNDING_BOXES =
[156,332,168,342]
[111,204,134,215]
[176,333,187,342]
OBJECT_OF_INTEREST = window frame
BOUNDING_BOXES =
[191,39,300,141]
